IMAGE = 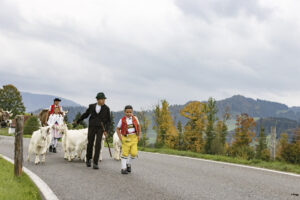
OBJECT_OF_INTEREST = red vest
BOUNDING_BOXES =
[120,116,139,136]
[49,105,61,115]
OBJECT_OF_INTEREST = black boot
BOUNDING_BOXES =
[127,164,131,173]
[86,159,91,167]
[49,145,53,152]
[93,163,99,170]
[53,147,57,153]
[121,169,128,174]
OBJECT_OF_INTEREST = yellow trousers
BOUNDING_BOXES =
[121,134,138,158]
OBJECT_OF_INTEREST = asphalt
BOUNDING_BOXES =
[0,135,299,200]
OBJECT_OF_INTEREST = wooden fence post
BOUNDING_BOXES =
[14,115,24,177]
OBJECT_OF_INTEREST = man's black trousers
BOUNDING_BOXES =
[86,126,103,164]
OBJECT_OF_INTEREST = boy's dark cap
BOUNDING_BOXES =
[96,92,107,99]
[54,98,61,102]
[124,105,133,110]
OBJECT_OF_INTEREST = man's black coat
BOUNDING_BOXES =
[76,103,111,164]
[77,103,111,131]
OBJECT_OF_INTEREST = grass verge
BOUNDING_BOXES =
[0,128,32,138]
[0,156,42,200]
[139,147,300,175]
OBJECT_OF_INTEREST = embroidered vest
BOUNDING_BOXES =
[49,105,61,115]
[120,116,139,136]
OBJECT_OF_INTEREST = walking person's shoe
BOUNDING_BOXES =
[93,163,99,170]
[126,164,131,173]
[86,159,91,167]
[53,148,57,153]
[49,145,53,152]
[121,169,128,174]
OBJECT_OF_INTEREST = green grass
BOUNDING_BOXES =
[139,147,300,174]
[0,156,42,200]
[0,128,32,138]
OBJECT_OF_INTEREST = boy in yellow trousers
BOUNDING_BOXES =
[116,105,141,174]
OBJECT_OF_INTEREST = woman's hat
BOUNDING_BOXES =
[96,92,107,99]
[54,98,61,102]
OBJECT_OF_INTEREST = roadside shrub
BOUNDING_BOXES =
[23,116,40,135]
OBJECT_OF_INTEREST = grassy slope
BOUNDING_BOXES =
[0,156,42,200]
[139,147,300,174]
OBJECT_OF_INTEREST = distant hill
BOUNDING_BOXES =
[21,91,82,112]
[255,117,298,140]
[216,95,300,121]
[27,93,300,143]
[166,95,300,126]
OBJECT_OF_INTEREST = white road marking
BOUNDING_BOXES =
[141,151,300,178]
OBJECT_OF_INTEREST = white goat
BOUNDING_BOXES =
[113,132,122,160]
[27,126,52,164]
[62,125,106,162]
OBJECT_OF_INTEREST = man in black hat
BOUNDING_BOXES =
[75,92,111,169]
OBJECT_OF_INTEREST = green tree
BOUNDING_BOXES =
[256,127,270,160]
[153,104,161,146]
[23,116,40,135]
[0,84,25,117]
[211,120,228,155]
[107,112,115,143]
[203,97,218,154]
[74,112,87,128]
[137,109,150,147]
[176,120,185,150]
[64,114,69,123]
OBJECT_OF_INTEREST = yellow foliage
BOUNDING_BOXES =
[180,101,207,153]
[154,100,178,148]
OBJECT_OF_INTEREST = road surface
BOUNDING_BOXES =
[0,135,299,200]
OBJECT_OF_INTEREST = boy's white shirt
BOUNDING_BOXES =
[117,116,140,134]
[47,114,64,126]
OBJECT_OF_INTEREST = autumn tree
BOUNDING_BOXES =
[137,109,150,147]
[0,84,25,117]
[231,113,256,159]
[153,100,178,148]
[203,97,218,154]
[279,129,300,164]
[180,101,207,153]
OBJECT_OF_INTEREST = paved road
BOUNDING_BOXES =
[0,135,299,200]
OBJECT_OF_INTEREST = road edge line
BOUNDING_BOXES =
[141,151,300,178]
[1,154,59,200]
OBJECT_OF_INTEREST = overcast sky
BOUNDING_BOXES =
[1,0,300,111]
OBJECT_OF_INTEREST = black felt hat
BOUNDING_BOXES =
[96,92,107,99]
[54,98,61,102]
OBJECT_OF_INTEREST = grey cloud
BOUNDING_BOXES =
[174,0,271,21]
[0,0,300,110]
